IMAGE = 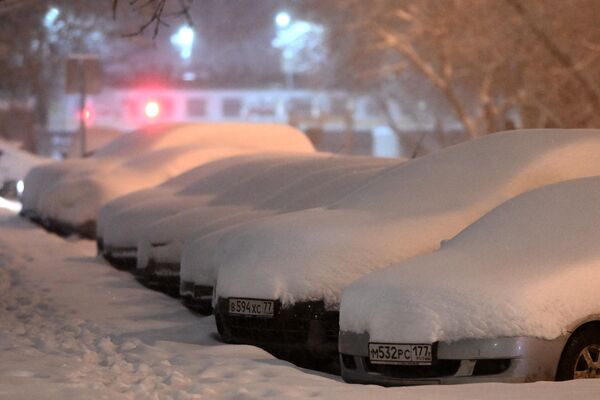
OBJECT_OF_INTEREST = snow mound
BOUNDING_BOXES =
[214,129,600,308]
[341,176,600,342]
[22,123,314,227]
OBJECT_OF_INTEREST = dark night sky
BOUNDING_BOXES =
[106,0,292,86]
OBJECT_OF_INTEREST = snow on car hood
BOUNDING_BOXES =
[103,153,378,248]
[181,161,399,286]
[98,153,320,245]
[341,176,600,342]
[32,146,251,226]
[22,123,314,226]
[215,129,600,308]
[133,156,395,252]
[140,158,397,271]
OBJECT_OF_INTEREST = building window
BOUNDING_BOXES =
[247,100,276,117]
[364,99,385,117]
[330,97,348,115]
[287,98,312,116]
[222,98,242,117]
[187,98,207,117]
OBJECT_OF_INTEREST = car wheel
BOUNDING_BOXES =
[556,326,600,380]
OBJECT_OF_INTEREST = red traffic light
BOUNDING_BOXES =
[77,106,94,126]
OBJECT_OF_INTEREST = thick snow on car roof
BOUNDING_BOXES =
[28,147,254,227]
[97,153,308,241]
[341,176,600,343]
[215,129,600,308]
[180,159,399,287]
[134,154,392,247]
[22,123,314,228]
[137,156,398,271]
[93,123,314,159]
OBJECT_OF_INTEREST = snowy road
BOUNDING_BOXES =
[0,210,599,399]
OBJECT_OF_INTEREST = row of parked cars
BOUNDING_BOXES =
[21,123,600,385]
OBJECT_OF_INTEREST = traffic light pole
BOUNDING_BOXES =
[78,62,87,157]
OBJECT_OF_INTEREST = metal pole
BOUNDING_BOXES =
[78,60,87,157]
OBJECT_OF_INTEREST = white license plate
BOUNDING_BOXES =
[368,343,433,365]
[228,298,274,317]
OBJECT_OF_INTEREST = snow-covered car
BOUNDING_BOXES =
[101,153,377,271]
[212,129,600,362]
[339,176,600,384]
[97,153,300,269]
[178,158,403,313]
[67,126,123,158]
[0,139,47,201]
[21,123,314,237]
[132,155,399,304]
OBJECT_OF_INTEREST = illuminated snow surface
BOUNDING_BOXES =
[1,212,600,399]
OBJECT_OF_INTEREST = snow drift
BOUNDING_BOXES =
[214,129,600,308]
[340,176,600,343]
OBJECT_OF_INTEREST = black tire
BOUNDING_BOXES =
[556,325,600,381]
[214,312,226,338]
[96,237,104,255]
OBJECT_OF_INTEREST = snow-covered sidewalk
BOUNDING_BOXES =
[0,210,599,399]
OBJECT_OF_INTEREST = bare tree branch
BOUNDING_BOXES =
[378,28,479,138]
[505,0,600,116]
[112,0,194,38]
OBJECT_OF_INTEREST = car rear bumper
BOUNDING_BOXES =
[339,331,566,385]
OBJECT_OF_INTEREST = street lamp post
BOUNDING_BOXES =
[274,11,294,89]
